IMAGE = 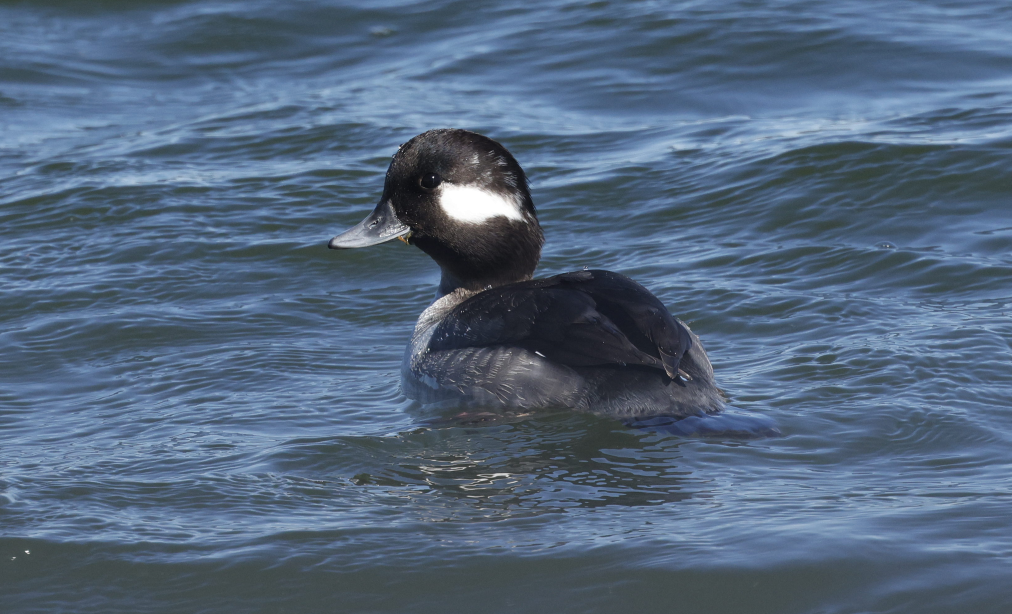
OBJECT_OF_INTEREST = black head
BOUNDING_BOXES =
[330,129,545,295]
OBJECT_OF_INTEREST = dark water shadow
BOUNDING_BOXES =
[623,408,782,438]
[415,400,781,440]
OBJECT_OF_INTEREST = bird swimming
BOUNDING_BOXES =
[329,129,725,419]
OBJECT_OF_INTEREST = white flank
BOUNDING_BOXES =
[438,184,525,224]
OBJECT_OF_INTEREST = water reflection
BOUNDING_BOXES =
[266,412,708,518]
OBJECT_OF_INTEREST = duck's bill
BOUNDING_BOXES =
[328,199,410,249]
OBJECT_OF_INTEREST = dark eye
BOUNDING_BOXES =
[419,173,441,190]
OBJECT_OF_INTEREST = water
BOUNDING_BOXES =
[3,1,1012,611]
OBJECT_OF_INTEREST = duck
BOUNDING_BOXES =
[328,129,724,418]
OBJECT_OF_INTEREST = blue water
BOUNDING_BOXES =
[3,1,1012,612]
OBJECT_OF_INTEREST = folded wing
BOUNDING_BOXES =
[428,270,693,380]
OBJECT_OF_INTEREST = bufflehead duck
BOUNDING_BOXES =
[329,129,724,418]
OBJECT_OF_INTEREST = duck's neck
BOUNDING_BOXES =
[437,269,464,298]
[436,267,532,298]
[413,217,545,299]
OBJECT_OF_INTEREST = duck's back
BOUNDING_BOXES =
[402,270,724,417]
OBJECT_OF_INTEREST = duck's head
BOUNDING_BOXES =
[329,129,545,296]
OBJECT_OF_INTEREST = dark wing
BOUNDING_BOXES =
[428,270,693,379]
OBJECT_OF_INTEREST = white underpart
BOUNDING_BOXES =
[438,183,525,224]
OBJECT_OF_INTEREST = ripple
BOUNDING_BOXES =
[4,0,1012,611]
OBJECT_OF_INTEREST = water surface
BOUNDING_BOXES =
[3,1,1012,612]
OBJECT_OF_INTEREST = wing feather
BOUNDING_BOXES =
[428,270,692,378]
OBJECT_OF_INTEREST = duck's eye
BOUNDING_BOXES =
[419,173,442,190]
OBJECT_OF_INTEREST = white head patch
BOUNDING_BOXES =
[438,184,525,224]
